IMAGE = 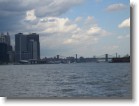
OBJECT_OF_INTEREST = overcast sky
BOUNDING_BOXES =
[0,0,130,58]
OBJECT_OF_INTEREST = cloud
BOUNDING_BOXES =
[34,0,84,17]
[63,39,74,44]
[103,45,119,53]
[39,17,78,34]
[74,16,83,23]
[118,18,130,28]
[23,15,110,51]
[117,34,130,40]
[2,13,109,50]
[63,25,110,45]
[106,3,126,12]
[0,0,83,32]
[25,9,36,21]
[85,16,94,25]
[0,0,114,57]
[87,26,110,36]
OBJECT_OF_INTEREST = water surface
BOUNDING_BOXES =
[0,63,131,98]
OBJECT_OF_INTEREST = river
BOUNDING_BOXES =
[0,63,131,98]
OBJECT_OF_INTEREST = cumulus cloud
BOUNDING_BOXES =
[118,18,130,28]
[63,25,109,45]
[87,26,109,36]
[22,15,110,49]
[106,3,126,12]
[25,9,36,21]
[0,0,83,32]
[36,17,78,34]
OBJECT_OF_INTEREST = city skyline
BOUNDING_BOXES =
[0,0,130,58]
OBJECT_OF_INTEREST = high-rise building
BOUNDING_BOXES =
[27,33,40,60]
[0,32,13,63]
[0,43,9,64]
[15,33,29,62]
[15,33,40,62]
[0,32,10,45]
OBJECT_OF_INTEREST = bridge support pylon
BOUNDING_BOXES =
[105,54,108,62]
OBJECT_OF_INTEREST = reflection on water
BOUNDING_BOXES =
[0,63,131,98]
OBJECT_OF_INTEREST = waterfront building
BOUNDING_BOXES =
[15,33,40,62]
[15,33,29,62]
[27,33,40,60]
[0,32,13,63]
[0,43,9,64]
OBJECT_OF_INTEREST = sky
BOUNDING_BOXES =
[0,0,130,58]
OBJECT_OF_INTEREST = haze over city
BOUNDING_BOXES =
[0,0,130,58]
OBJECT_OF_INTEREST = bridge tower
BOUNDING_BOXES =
[76,54,77,62]
[116,53,118,58]
[105,54,108,62]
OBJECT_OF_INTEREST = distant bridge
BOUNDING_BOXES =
[95,54,116,62]
[58,53,119,62]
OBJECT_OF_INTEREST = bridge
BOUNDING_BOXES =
[18,53,127,64]
[95,54,118,62]
[58,53,119,62]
